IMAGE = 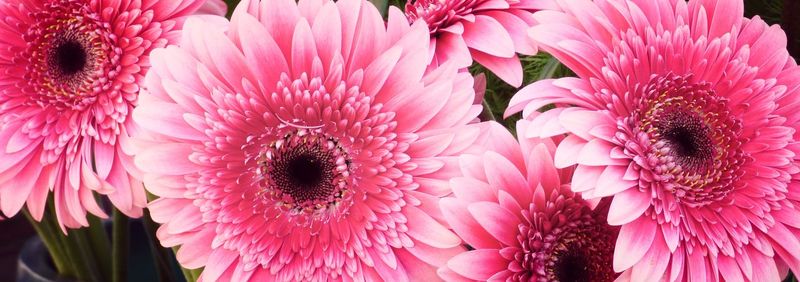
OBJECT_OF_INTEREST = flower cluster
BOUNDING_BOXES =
[2,0,800,281]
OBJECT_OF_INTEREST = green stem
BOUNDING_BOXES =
[42,197,98,281]
[69,227,104,282]
[142,207,177,282]
[479,99,497,121]
[87,214,112,281]
[112,208,130,282]
[22,210,74,277]
[172,247,197,282]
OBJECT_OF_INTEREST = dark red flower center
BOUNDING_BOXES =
[271,144,339,203]
[51,38,88,76]
[22,0,119,110]
[516,198,618,281]
[553,247,591,282]
[259,129,352,216]
[634,74,745,207]
[657,112,714,170]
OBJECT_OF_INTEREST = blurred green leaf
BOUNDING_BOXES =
[744,0,783,25]
[224,0,239,19]
[370,0,390,18]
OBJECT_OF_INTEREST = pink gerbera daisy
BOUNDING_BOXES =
[404,0,554,86]
[135,0,488,280]
[507,0,800,280]
[437,120,618,281]
[0,0,214,229]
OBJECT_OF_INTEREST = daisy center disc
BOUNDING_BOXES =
[518,200,618,282]
[23,0,118,110]
[260,129,352,216]
[657,112,714,170]
[46,33,96,86]
[52,39,88,76]
[635,74,745,206]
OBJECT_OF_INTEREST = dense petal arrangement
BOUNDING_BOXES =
[135,0,489,280]
[438,120,618,281]
[0,0,210,229]
[404,0,552,86]
[507,0,800,280]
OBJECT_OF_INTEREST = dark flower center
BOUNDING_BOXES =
[553,249,591,282]
[53,39,87,76]
[631,73,745,206]
[287,154,324,188]
[270,142,338,204]
[260,130,352,215]
[658,112,714,170]
[517,199,619,282]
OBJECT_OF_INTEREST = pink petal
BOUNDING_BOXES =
[554,134,586,168]
[593,165,637,197]
[447,250,507,280]
[484,151,531,204]
[290,19,318,76]
[440,198,501,249]
[468,201,521,246]
[718,255,744,282]
[607,187,650,225]
[135,143,199,175]
[471,49,522,87]
[462,15,515,58]
[614,216,656,272]
[630,227,670,281]
[571,164,604,193]
[405,205,461,248]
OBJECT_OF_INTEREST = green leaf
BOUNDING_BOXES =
[370,0,390,18]
[744,0,783,25]
[224,0,240,19]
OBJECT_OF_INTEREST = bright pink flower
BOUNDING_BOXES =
[0,0,211,230]
[404,0,553,87]
[507,0,800,280]
[437,120,618,281]
[135,0,488,280]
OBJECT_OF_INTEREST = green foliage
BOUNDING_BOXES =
[744,0,783,25]
[470,53,573,134]
[388,0,407,11]
[224,0,239,18]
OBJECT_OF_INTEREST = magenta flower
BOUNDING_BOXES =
[438,120,618,281]
[404,0,554,86]
[507,0,800,280]
[135,0,489,280]
[0,0,213,229]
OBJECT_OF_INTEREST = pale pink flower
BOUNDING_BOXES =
[438,120,618,281]
[507,0,800,280]
[0,0,212,230]
[197,0,228,15]
[405,0,554,86]
[135,0,488,280]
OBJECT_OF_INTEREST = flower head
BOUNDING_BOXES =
[135,0,488,280]
[507,0,800,280]
[404,0,553,86]
[438,120,618,281]
[0,0,211,230]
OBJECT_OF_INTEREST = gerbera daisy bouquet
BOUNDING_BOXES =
[1,0,799,281]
